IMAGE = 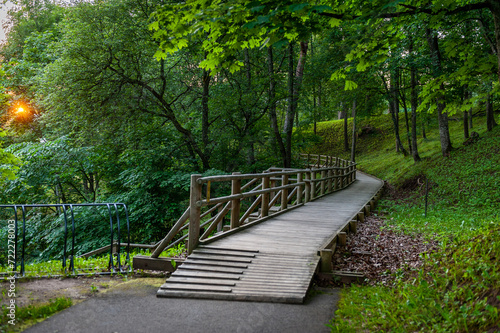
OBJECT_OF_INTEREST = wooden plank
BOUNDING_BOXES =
[162,284,232,293]
[162,278,236,286]
[182,259,249,269]
[193,249,256,258]
[177,265,245,274]
[172,271,241,280]
[188,255,253,263]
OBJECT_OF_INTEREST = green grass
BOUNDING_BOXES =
[307,112,500,332]
[1,297,72,333]
[0,244,185,278]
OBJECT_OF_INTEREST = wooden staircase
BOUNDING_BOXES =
[157,245,319,303]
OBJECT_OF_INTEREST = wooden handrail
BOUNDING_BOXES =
[150,154,357,256]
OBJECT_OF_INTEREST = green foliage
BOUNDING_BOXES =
[0,130,20,182]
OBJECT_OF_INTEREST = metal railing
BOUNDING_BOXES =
[0,203,131,277]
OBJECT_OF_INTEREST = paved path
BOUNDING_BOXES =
[157,172,383,303]
[24,279,340,333]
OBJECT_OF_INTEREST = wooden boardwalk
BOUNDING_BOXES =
[157,172,383,303]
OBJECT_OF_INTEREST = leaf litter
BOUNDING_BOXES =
[317,214,438,287]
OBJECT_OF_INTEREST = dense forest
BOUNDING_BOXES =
[0,0,499,255]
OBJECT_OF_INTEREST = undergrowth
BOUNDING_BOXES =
[329,224,500,332]
[310,113,500,332]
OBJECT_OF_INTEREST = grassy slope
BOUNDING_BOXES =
[305,113,500,332]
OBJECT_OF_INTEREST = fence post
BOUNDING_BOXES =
[297,172,303,205]
[320,170,326,196]
[311,169,316,200]
[230,172,241,229]
[188,174,202,255]
[304,170,311,203]
[327,168,332,193]
[340,166,344,189]
[281,174,289,210]
[261,175,270,217]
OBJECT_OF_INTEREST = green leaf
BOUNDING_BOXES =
[344,80,358,91]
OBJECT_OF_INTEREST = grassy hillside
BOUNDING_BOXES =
[306,113,500,332]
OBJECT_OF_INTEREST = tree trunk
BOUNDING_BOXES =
[343,105,349,152]
[202,67,210,149]
[384,71,407,155]
[410,57,421,162]
[350,100,357,162]
[284,41,308,167]
[469,108,473,129]
[463,89,470,139]
[397,67,412,154]
[267,46,287,165]
[426,28,452,156]
[284,43,295,168]
[489,0,500,85]
[486,93,498,131]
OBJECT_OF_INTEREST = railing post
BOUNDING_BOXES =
[297,172,303,205]
[270,177,276,206]
[188,174,202,255]
[317,155,321,168]
[304,170,311,203]
[350,163,354,184]
[311,169,316,200]
[261,175,270,217]
[281,174,288,210]
[230,172,241,229]
[320,170,326,196]
[327,168,332,193]
[340,166,344,189]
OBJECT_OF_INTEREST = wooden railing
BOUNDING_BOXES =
[150,154,356,257]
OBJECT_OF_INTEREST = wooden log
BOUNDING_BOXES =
[364,204,370,215]
[133,255,182,272]
[319,249,333,273]
[230,172,241,229]
[370,200,376,211]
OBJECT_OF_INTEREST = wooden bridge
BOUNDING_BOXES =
[135,154,384,304]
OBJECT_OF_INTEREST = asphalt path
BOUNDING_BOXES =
[24,279,340,333]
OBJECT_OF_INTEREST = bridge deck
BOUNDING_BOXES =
[157,172,383,303]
